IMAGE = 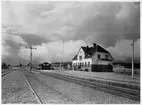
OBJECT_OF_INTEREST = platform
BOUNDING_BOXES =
[29,69,141,101]
[39,70,140,84]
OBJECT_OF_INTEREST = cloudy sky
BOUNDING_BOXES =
[2,1,140,65]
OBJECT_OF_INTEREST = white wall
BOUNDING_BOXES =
[97,60,113,65]
[72,48,113,72]
[72,58,92,65]
[92,52,113,65]
[77,48,85,60]
[72,47,92,67]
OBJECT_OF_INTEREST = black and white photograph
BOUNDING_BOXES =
[2,0,140,104]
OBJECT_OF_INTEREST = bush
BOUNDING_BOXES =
[85,69,89,71]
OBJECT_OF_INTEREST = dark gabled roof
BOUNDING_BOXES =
[72,44,111,60]
[72,55,77,60]
[82,45,109,58]
[42,62,50,65]
[81,45,109,54]
[40,62,53,66]
[97,45,109,53]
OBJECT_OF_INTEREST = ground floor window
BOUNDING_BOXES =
[72,61,92,70]
[85,62,87,67]
[98,54,101,59]
[88,62,90,67]
[82,62,84,67]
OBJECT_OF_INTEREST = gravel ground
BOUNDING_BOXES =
[2,69,12,76]
[23,70,79,104]
[41,70,140,83]
[2,69,140,104]
[2,70,38,104]
[34,71,139,104]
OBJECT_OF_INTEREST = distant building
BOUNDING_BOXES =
[51,62,72,70]
[39,62,54,70]
[72,43,113,72]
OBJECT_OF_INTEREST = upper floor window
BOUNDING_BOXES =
[79,56,82,60]
[98,54,101,59]
[105,55,109,59]
[80,50,82,54]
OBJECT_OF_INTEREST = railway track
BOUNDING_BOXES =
[22,70,82,104]
[2,69,15,77]
[39,71,140,101]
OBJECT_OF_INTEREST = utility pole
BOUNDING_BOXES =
[131,40,134,78]
[60,40,62,70]
[25,46,36,71]
[62,40,64,70]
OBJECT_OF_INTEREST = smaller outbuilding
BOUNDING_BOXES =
[38,62,54,70]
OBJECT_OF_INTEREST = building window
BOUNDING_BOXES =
[79,56,82,60]
[105,55,109,59]
[85,62,87,67]
[82,62,84,67]
[88,62,90,67]
[98,54,101,59]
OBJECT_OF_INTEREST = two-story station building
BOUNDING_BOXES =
[72,43,113,72]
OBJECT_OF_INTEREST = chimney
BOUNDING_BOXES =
[86,46,89,52]
[93,43,98,52]
[93,43,96,48]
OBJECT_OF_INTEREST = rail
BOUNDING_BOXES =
[39,71,140,101]
[22,69,82,104]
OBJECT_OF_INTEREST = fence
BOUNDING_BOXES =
[113,67,140,75]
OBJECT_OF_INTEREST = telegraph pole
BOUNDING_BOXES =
[62,40,64,70]
[131,40,134,78]
[60,40,62,70]
[26,46,36,71]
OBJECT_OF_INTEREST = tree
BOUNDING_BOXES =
[2,62,8,69]
[19,63,22,67]
[8,64,11,67]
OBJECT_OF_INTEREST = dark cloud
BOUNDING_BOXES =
[2,2,140,64]
[6,40,20,53]
[74,2,140,47]
[20,34,47,46]
[2,55,29,65]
